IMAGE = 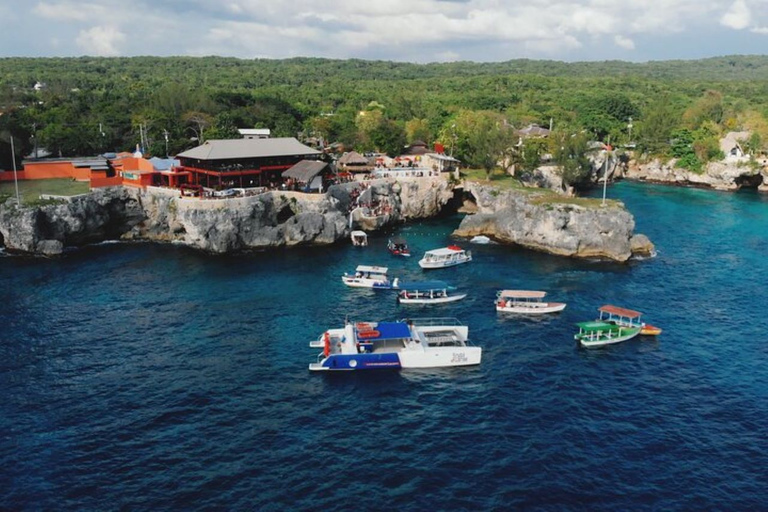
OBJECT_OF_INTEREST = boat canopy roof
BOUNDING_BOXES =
[599,305,642,318]
[576,321,617,332]
[351,230,368,237]
[424,247,464,256]
[390,235,407,244]
[499,290,546,299]
[398,280,449,291]
[356,265,387,273]
[356,322,411,340]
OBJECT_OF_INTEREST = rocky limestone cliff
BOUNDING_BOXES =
[623,158,768,191]
[453,183,654,262]
[0,187,145,254]
[0,178,454,255]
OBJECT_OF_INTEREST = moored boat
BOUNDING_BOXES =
[342,265,399,289]
[598,304,662,336]
[309,318,481,371]
[495,290,566,314]
[418,245,472,269]
[351,230,368,246]
[397,281,466,304]
[574,321,642,348]
[387,236,411,257]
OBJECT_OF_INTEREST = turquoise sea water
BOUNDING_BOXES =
[1,181,767,510]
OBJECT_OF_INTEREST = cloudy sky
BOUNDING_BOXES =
[1,0,767,62]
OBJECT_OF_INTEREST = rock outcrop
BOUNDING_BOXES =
[0,178,455,255]
[622,158,768,191]
[0,187,145,254]
[0,177,652,262]
[453,183,653,262]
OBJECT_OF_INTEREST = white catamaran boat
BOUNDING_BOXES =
[495,290,566,314]
[341,265,399,289]
[351,230,368,247]
[418,245,472,269]
[397,281,466,305]
[309,318,482,371]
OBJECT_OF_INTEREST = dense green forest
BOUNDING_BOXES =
[2,55,768,183]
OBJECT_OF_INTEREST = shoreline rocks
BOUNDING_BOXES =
[0,178,653,262]
[622,158,768,191]
[453,183,653,262]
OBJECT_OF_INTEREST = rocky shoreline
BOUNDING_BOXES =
[0,178,652,262]
[453,183,654,262]
[620,158,768,192]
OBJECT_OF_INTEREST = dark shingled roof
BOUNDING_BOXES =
[282,160,328,182]
[177,137,320,160]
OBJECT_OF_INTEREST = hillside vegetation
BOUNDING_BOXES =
[1,55,767,183]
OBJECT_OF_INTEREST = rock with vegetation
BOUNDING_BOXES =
[624,158,767,191]
[454,182,653,262]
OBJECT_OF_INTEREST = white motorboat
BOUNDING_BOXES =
[351,230,368,246]
[496,290,566,314]
[470,235,491,244]
[418,245,472,269]
[342,265,399,289]
[309,318,482,371]
[397,281,467,304]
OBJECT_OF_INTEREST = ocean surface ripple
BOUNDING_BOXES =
[1,182,767,510]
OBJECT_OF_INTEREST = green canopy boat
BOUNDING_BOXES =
[574,320,641,348]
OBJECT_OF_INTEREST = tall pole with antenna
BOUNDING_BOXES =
[11,136,20,206]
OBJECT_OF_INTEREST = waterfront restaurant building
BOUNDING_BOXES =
[175,138,322,189]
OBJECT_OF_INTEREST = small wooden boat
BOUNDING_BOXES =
[574,321,641,348]
[351,230,368,247]
[387,236,411,257]
[598,305,662,336]
[418,245,472,269]
[397,281,466,304]
[495,290,566,314]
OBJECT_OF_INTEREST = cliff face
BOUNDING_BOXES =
[0,187,145,255]
[0,178,454,255]
[0,178,652,262]
[624,158,768,191]
[128,189,349,253]
[453,183,653,262]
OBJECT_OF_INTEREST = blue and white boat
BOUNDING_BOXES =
[309,318,482,371]
[341,265,399,289]
[397,281,466,304]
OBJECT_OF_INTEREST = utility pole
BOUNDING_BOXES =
[163,129,169,157]
[601,145,612,207]
[627,117,633,144]
[10,136,20,206]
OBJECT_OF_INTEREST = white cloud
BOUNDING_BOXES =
[721,0,751,29]
[34,1,109,22]
[614,35,636,50]
[6,0,768,61]
[75,26,125,56]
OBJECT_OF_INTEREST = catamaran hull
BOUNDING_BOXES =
[398,294,467,304]
[309,347,481,371]
[496,302,566,314]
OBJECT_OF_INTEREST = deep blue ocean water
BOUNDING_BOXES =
[1,181,767,510]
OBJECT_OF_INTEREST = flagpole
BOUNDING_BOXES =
[10,136,20,206]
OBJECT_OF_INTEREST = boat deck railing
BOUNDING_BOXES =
[402,317,465,327]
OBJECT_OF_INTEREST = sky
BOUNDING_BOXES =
[1,0,767,63]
